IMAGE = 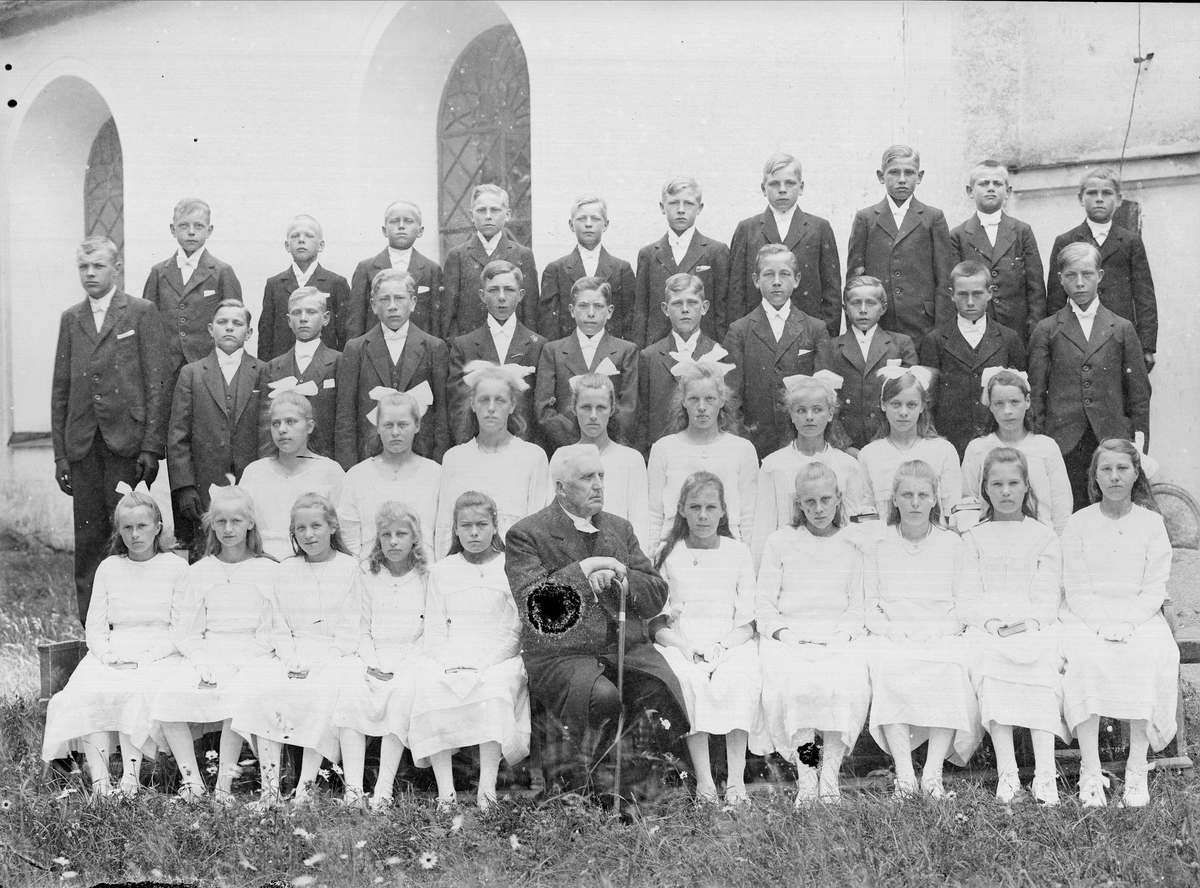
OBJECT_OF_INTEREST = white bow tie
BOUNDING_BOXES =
[383,329,406,342]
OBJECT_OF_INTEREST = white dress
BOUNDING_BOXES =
[598,442,651,552]
[647,432,759,548]
[434,439,551,559]
[339,455,442,558]
[959,519,1068,739]
[151,555,277,726]
[227,553,362,760]
[331,568,427,742]
[858,436,962,521]
[42,553,189,761]
[653,538,761,737]
[238,456,347,561]
[865,526,982,766]
[1059,504,1178,750]
[752,526,870,757]
[961,433,1073,536]
[407,555,529,766]
[752,443,865,567]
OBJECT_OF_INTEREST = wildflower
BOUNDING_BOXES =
[61,873,77,880]
[205,750,219,761]
[318,768,330,780]
[53,857,71,867]
[55,788,77,800]
[373,879,384,884]
[339,854,348,861]
[384,856,402,866]
[293,827,313,840]
[239,759,257,767]
[239,856,258,871]
[331,762,343,776]
[303,853,326,866]
[151,869,163,878]
[660,718,671,730]
[955,813,968,824]
[451,814,464,833]
[354,840,367,850]
[509,834,521,851]
[647,826,659,836]
[680,771,689,780]
[190,820,201,830]
[206,765,218,776]
[292,877,315,887]
[419,851,438,870]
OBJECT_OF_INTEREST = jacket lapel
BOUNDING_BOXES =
[1056,309,1089,355]
[963,216,994,262]
[162,260,187,298]
[863,329,894,375]
[364,328,393,387]
[1099,227,1124,262]
[872,200,898,239]
[95,291,128,345]
[475,327,502,363]
[466,235,492,270]
[562,335,590,377]
[991,215,1016,260]
[773,311,806,361]
[75,301,100,344]
[758,209,781,244]
[893,199,924,246]
[653,236,678,275]
[202,355,228,416]
[748,308,778,352]
[507,324,536,364]
[232,354,258,424]
[565,248,585,280]
[182,252,216,297]
[838,336,867,373]
[548,505,592,564]
[782,210,807,250]
[1084,307,1116,358]
[395,331,425,391]
[591,332,617,373]
[677,232,707,274]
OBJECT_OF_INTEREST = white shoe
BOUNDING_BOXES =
[1079,772,1109,808]
[116,775,141,799]
[1121,768,1150,808]
[369,794,393,813]
[340,788,366,809]
[893,776,919,800]
[995,770,1021,804]
[1031,774,1059,806]
[177,782,207,804]
[794,766,820,807]
[435,795,458,815]
[922,776,955,800]
[818,768,841,804]
[725,784,751,809]
[477,792,498,814]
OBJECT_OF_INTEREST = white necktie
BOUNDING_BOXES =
[179,256,197,285]
[92,306,106,333]
[1094,230,1107,246]
[218,357,239,385]
[768,311,787,340]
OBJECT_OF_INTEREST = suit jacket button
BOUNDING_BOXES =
[894,288,902,295]
[93,394,101,401]
[1083,381,1091,388]
[92,374,100,382]
[180,332,186,337]
[893,271,900,277]
[1085,398,1093,405]
[992,271,999,277]
[1082,365,1090,372]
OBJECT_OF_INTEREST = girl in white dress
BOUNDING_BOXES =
[753,372,866,566]
[959,448,1066,805]
[334,501,429,810]
[155,485,277,803]
[1060,439,1177,808]
[228,493,362,806]
[961,368,1072,536]
[754,463,870,806]
[573,372,650,549]
[340,391,442,557]
[42,488,189,798]
[651,472,760,807]
[858,368,961,524]
[435,362,550,558]
[648,361,759,548]
[239,391,346,560]
[409,491,529,812]
[865,460,981,799]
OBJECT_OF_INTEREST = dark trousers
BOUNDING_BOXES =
[171,486,199,556]
[69,431,140,625]
[1063,425,1101,513]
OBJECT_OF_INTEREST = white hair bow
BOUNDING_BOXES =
[366,381,434,425]
[268,376,319,398]
[569,357,620,392]
[207,473,238,500]
[875,363,934,391]
[783,369,844,392]
[668,343,735,379]
[979,366,1029,405]
[115,480,150,496]
[1135,431,1160,479]
[461,360,535,392]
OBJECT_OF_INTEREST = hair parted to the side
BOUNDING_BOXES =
[371,268,416,299]
[880,144,920,170]
[661,175,702,203]
[755,243,799,274]
[873,373,939,441]
[570,275,612,305]
[570,195,609,220]
[886,459,942,526]
[202,485,268,559]
[213,297,252,325]
[1057,242,1102,271]
[286,214,324,240]
[781,376,852,450]
[968,159,1009,186]
[978,446,1039,522]
[949,259,991,288]
[77,235,120,263]
[843,274,888,309]
[373,392,423,441]
[268,389,314,423]
[287,286,329,311]
[664,272,704,301]
[108,490,171,558]
[173,198,212,223]
[568,372,617,415]
[472,183,510,207]
[790,461,846,530]
[1078,165,1121,195]
[984,369,1033,433]
[461,363,528,440]
[288,492,352,558]
[1088,438,1160,513]
[446,490,506,557]
[654,471,731,570]
[383,199,423,225]
[668,361,737,435]
[761,152,803,182]
[482,258,524,290]
[366,500,430,576]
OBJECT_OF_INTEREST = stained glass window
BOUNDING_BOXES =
[84,116,124,289]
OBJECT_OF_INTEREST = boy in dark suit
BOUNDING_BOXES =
[53,237,169,623]
[441,185,539,339]
[919,261,1026,458]
[1029,243,1151,511]
[167,300,263,558]
[950,160,1046,342]
[538,196,637,341]
[347,200,442,340]
[637,273,719,455]
[335,269,449,468]
[536,277,639,451]
[1045,167,1157,370]
[256,287,341,459]
[814,276,919,451]
[729,153,842,337]
[724,244,831,460]
[449,259,546,446]
[847,145,954,350]
[258,215,351,360]
[632,176,730,348]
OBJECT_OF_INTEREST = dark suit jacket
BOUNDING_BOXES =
[504,502,684,733]
[1028,304,1151,453]
[1045,221,1157,353]
[633,230,731,348]
[256,342,341,459]
[637,333,718,455]
[441,234,539,339]
[142,249,242,373]
[258,264,351,361]
[346,248,442,341]
[538,246,637,341]
[846,197,954,349]
[919,320,1027,458]
[729,208,842,337]
[167,350,263,506]
[814,328,919,450]
[448,321,546,447]
[535,331,639,450]
[334,324,450,468]
[950,213,1046,341]
[52,291,170,463]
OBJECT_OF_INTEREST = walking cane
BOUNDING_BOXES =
[612,576,629,815]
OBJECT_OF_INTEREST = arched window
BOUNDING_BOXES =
[437,24,531,257]
[84,116,124,289]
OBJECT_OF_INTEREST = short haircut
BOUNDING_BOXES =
[880,144,920,170]
[287,214,324,240]
[1079,166,1121,194]
[664,272,704,302]
[212,298,252,325]
[950,260,992,288]
[77,235,119,263]
[843,274,888,308]
[661,175,702,203]
[550,443,601,485]
[372,268,416,299]
[472,183,509,208]
[482,259,524,290]
[886,459,942,526]
[570,195,608,220]
[1057,242,1102,271]
[173,198,211,223]
[969,159,1009,186]
[383,200,423,225]
[570,275,611,305]
[755,243,798,275]
[287,286,329,311]
[762,152,802,182]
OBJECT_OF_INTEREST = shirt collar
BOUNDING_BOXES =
[89,287,117,312]
[887,196,913,216]
[292,261,319,283]
[761,298,792,320]
[478,231,503,252]
[668,226,695,250]
[560,503,598,533]
[1071,298,1100,321]
[577,327,604,349]
[293,338,320,360]
[771,204,797,233]
[1086,219,1113,239]
[488,314,517,337]
[383,321,410,341]
[957,315,987,334]
[577,244,602,261]
[387,246,412,267]
[672,329,701,352]
[217,347,244,366]
[976,209,1002,226]
[853,324,878,344]
[176,244,207,267]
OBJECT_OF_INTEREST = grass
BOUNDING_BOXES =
[4,535,1200,887]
